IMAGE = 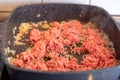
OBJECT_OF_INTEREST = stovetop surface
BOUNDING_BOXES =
[0,17,120,80]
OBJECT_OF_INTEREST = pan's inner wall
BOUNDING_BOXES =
[2,4,120,63]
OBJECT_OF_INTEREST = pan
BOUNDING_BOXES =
[0,3,120,80]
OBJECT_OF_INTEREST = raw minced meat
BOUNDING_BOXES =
[12,20,117,72]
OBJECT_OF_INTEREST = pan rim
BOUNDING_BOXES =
[1,3,120,74]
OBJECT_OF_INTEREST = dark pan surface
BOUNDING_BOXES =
[0,3,120,80]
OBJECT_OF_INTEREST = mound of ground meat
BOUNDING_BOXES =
[12,20,117,72]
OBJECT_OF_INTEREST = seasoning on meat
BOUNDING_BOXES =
[12,20,118,72]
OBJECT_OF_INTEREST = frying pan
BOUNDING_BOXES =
[0,3,120,80]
